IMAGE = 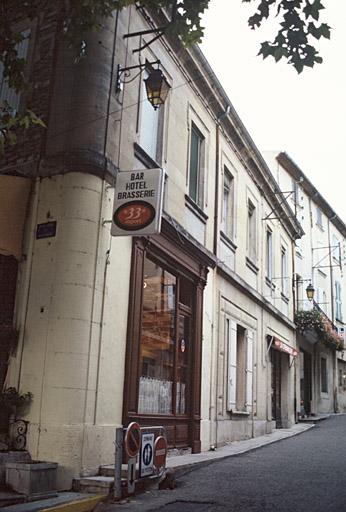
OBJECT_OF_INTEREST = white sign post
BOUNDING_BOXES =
[111,168,164,237]
[140,433,154,478]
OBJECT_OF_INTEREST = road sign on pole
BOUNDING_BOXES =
[124,422,141,459]
[153,435,167,470]
[140,433,154,477]
[127,457,136,495]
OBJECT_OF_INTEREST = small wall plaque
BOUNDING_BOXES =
[36,221,57,239]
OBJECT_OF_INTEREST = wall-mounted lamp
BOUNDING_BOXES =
[116,60,169,110]
[306,283,315,302]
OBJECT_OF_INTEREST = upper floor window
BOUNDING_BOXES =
[281,246,288,296]
[316,207,323,229]
[188,123,205,208]
[332,235,341,264]
[335,281,343,322]
[291,178,300,206]
[247,199,257,262]
[0,29,30,116]
[265,228,273,280]
[222,167,234,239]
[139,69,164,162]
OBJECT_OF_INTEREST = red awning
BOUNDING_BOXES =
[273,337,299,357]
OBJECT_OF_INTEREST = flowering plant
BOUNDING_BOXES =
[295,309,344,351]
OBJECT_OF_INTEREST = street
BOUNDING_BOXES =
[101,415,346,512]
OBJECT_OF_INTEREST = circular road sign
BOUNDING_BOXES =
[124,422,141,459]
[113,201,155,231]
[153,435,167,469]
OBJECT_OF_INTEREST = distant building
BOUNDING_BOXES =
[265,151,346,417]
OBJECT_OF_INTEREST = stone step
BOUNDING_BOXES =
[72,476,114,494]
[0,490,26,507]
[99,464,139,479]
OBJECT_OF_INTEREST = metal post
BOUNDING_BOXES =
[114,427,123,500]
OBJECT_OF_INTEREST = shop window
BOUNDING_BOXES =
[321,357,328,393]
[188,123,205,208]
[222,167,234,239]
[247,199,257,262]
[0,29,30,116]
[227,319,253,412]
[137,255,194,416]
[138,69,164,163]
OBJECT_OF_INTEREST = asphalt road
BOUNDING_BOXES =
[102,415,346,512]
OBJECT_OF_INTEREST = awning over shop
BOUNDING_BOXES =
[269,336,299,357]
[0,175,31,261]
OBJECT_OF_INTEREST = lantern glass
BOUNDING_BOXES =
[144,69,170,109]
[306,283,315,301]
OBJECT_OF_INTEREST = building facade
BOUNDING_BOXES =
[266,152,346,417]
[0,5,315,490]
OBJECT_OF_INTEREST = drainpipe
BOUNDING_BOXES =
[291,238,297,422]
[327,218,338,413]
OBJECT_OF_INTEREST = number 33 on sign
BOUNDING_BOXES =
[111,168,164,237]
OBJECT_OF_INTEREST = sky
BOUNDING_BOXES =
[200,0,346,222]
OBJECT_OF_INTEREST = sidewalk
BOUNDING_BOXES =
[167,423,314,478]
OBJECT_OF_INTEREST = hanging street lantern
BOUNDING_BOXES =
[306,283,315,302]
[144,68,170,109]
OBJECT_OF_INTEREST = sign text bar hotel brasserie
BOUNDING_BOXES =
[111,168,164,237]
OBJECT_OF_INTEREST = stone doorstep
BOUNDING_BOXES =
[0,490,27,507]
[72,476,114,495]
[0,492,106,512]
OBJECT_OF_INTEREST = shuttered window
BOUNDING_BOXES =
[227,317,253,413]
[0,29,30,115]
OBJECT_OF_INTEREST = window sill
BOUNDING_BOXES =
[220,231,237,252]
[134,142,160,169]
[229,410,250,417]
[246,257,259,275]
[265,276,276,289]
[185,194,208,224]
[281,293,289,304]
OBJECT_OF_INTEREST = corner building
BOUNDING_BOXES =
[1,4,302,488]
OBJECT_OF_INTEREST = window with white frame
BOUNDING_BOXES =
[247,199,257,262]
[316,207,323,229]
[0,29,30,116]
[222,166,234,238]
[321,357,328,393]
[188,122,205,208]
[138,68,164,162]
[227,318,253,413]
[335,281,343,321]
[281,245,288,296]
[265,228,273,280]
[291,178,300,206]
[332,235,341,264]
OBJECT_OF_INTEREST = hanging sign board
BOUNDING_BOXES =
[274,338,298,358]
[111,168,164,237]
[140,433,154,478]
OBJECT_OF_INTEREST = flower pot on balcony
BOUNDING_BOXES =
[5,460,58,500]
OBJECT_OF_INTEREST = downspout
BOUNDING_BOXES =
[327,218,338,413]
[291,238,297,422]
[211,121,220,449]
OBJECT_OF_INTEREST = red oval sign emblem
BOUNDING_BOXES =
[153,435,167,469]
[124,422,141,459]
[113,201,155,231]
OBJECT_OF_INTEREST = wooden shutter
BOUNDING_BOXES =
[245,329,254,412]
[227,319,237,411]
